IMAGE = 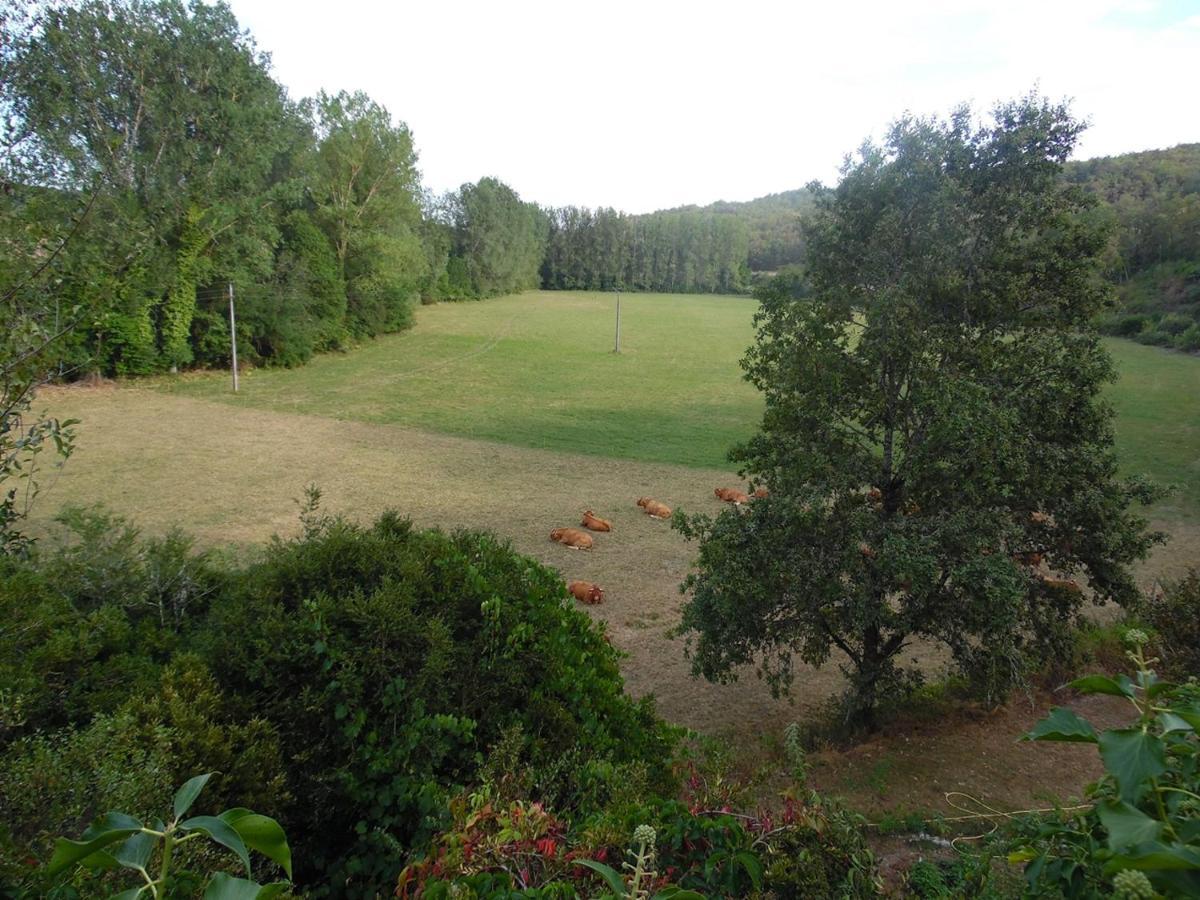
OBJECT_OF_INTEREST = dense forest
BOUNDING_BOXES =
[3,1,1197,386]
[1065,144,1200,349]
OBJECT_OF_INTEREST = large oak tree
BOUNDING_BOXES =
[675,97,1165,728]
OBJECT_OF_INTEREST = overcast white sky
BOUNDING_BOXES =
[226,0,1200,214]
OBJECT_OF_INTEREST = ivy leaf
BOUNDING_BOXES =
[1168,703,1200,732]
[1068,675,1135,698]
[1097,800,1163,850]
[173,773,213,820]
[1023,707,1098,743]
[1098,729,1166,803]
[1158,712,1194,734]
[1102,841,1200,874]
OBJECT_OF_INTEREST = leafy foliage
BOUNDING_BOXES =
[203,510,674,893]
[1014,633,1200,897]
[47,772,292,899]
[1144,569,1200,680]
[675,95,1165,728]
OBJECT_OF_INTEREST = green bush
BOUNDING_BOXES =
[1175,324,1200,352]
[0,507,221,741]
[203,511,676,895]
[1145,569,1200,678]
[0,659,288,896]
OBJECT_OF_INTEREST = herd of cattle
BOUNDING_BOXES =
[551,486,768,606]
[552,485,1082,607]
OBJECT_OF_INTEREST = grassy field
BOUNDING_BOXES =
[27,290,1200,816]
[160,291,1198,522]
[162,291,763,469]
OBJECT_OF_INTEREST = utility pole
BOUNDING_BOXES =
[228,282,239,393]
[613,288,621,353]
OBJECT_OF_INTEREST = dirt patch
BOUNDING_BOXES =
[807,691,1133,820]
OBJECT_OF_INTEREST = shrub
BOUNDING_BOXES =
[0,660,288,896]
[0,507,220,741]
[1145,568,1200,678]
[1097,312,1153,337]
[1175,324,1200,353]
[202,511,676,895]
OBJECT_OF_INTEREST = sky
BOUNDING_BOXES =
[225,0,1200,214]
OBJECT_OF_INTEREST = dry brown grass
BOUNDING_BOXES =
[29,383,1195,752]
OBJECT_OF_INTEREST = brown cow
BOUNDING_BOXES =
[1012,550,1044,567]
[714,487,750,505]
[580,509,612,532]
[636,497,672,519]
[568,580,605,604]
[752,486,769,499]
[550,527,593,550]
[866,487,883,506]
[1039,575,1081,596]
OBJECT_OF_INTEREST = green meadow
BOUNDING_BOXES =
[161,291,1198,522]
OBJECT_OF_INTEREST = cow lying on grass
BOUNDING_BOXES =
[581,510,612,532]
[714,487,750,505]
[636,497,672,519]
[568,580,605,604]
[550,527,593,550]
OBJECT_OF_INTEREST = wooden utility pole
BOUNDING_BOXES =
[613,289,621,353]
[228,282,239,393]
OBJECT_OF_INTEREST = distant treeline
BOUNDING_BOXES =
[541,207,749,294]
[1064,145,1200,350]
[3,1,1197,380]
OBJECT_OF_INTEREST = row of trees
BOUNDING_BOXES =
[540,206,750,293]
[0,1,550,376]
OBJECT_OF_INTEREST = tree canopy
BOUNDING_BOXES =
[675,96,1165,728]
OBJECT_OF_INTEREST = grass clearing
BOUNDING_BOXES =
[159,292,1198,526]
[160,291,763,469]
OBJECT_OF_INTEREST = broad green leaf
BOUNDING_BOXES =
[654,891,706,899]
[1168,704,1200,732]
[735,850,763,889]
[219,809,292,879]
[1099,729,1167,803]
[1069,675,1134,698]
[1158,712,1194,734]
[1145,675,1175,699]
[47,826,141,875]
[174,773,213,820]
[203,872,290,900]
[110,889,147,900]
[1024,707,1098,743]
[1103,841,1200,873]
[576,858,627,896]
[112,831,156,872]
[1096,800,1162,850]
[180,816,251,875]
[81,812,143,840]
